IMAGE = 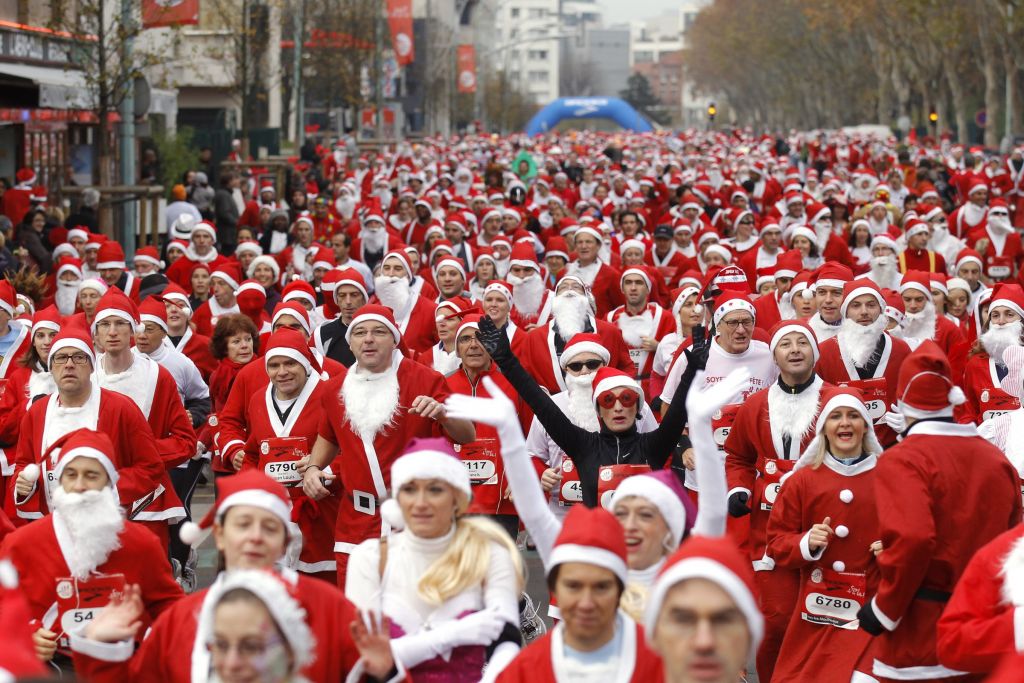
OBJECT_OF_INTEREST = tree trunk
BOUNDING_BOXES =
[978,20,1002,148]
[944,60,970,144]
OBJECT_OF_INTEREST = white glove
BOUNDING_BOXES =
[883,404,906,433]
[685,368,751,424]
[445,377,523,447]
[390,609,506,668]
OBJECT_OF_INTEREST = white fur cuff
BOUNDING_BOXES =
[799,530,825,562]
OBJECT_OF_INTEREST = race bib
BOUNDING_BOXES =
[712,404,742,448]
[54,573,126,651]
[988,256,1012,279]
[980,388,1021,422]
[628,348,644,373]
[800,567,866,630]
[558,457,582,506]
[758,458,796,511]
[457,438,499,485]
[839,378,887,422]
[597,464,651,509]
[257,436,308,486]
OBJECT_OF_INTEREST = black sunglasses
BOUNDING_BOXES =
[566,359,604,372]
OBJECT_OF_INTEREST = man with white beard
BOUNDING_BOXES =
[922,204,966,267]
[300,304,475,586]
[371,249,439,353]
[0,428,182,667]
[351,206,399,273]
[606,268,675,396]
[518,275,635,394]
[962,285,1024,424]
[334,183,359,221]
[53,257,84,317]
[525,334,657,520]
[898,270,965,354]
[507,243,552,328]
[949,177,990,239]
[807,262,853,342]
[865,235,902,290]
[969,198,1023,282]
[815,279,912,447]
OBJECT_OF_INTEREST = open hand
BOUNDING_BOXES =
[350,610,396,680]
[84,584,144,643]
[685,368,750,423]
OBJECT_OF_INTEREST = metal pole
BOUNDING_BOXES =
[119,0,136,253]
[291,0,305,142]
[1006,2,1014,148]
[374,3,384,139]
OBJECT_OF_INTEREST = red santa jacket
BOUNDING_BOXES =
[496,619,663,682]
[868,421,1021,679]
[948,204,988,240]
[961,352,1021,425]
[898,248,947,274]
[71,569,362,683]
[1,187,31,224]
[510,289,553,329]
[559,263,624,318]
[366,293,440,354]
[968,225,1024,280]
[815,331,912,447]
[752,290,786,333]
[191,298,240,337]
[520,318,635,394]
[0,516,182,635]
[936,524,1024,674]
[171,327,216,381]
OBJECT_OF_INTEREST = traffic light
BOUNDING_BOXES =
[708,103,717,121]
[929,109,938,126]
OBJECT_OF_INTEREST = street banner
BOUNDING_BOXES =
[457,44,477,93]
[386,0,414,66]
[142,0,199,28]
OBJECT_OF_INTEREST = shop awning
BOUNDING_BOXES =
[0,62,94,110]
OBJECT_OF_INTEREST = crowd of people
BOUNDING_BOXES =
[0,127,1023,682]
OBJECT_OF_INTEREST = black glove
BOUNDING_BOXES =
[477,315,513,364]
[684,330,712,372]
[727,491,751,518]
[856,599,885,636]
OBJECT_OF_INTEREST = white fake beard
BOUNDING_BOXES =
[964,202,987,226]
[980,321,1024,360]
[51,486,124,580]
[336,195,356,220]
[868,216,889,235]
[778,291,796,319]
[495,258,510,279]
[374,275,411,314]
[361,227,387,253]
[767,381,820,443]
[56,280,80,316]
[341,362,400,440]
[618,309,654,347]
[870,255,898,286]
[929,222,950,248]
[551,292,589,342]
[813,222,832,251]
[990,214,1014,235]
[376,190,393,209]
[565,373,599,431]
[902,301,937,340]
[838,315,887,368]
[509,273,545,317]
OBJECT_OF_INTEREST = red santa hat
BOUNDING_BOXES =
[793,387,884,471]
[768,319,820,363]
[898,270,932,297]
[192,221,217,241]
[930,273,948,295]
[591,366,644,408]
[755,267,776,292]
[381,249,413,279]
[884,290,906,326]
[0,561,48,679]
[138,296,168,332]
[896,340,967,419]
[0,281,16,318]
[544,236,571,261]
[55,256,84,281]
[773,250,803,279]
[508,242,540,271]
[560,332,611,369]
[904,219,930,240]
[435,297,476,321]
[988,283,1024,319]
[210,263,242,291]
[85,233,106,251]
[179,470,294,547]
[292,214,315,233]
[955,248,984,272]
[813,262,854,292]
[48,326,95,370]
[644,536,763,654]
[840,278,885,318]
[271,301,312,335]
[248,254,282,282]
[235,241,263,259]
[91,289,143,334]
[282,280,317,309]
[30,305,62,336]
[611,469,694,545]
[45,428,121,488]
[161,283,192,317]
[52,242,78,261]
[548,505,628,583]
[483,280,513,302]
[264,327,323,378]
[96,241,126,270]
[713,290,756,328]
[946,277,971,296]
[455,313,486,341]
[330,268,368,300]
[380,437,473,531]
[310,247,336,272]
[346,304,401,344]
[967,177,989,197]
[574,225,604,244]
[434,256,467,281]
[133,245,164,270]
[166,239,189,257]
[14,167,36,185]
[620,267,652,292]
[619,238,647,257]
[703,243,733,264]
[677,270,703,289]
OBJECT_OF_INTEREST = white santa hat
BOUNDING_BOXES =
[620,267,652,292]
[483,279,512,302]
[905,221,930,240]
[56,259,83,281]
[52,243,78,261]
[333,268,369,300]
[380,437,473,531]
[548,505,629,583]
[67,227,90,243]
[672,286,700,318]
[179,470,294,547]
[559,332,611,369]
[574,225,604,244]
[946,277,971,295]
[235,241,263,258]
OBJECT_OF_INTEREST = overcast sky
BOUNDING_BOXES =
[600,0,694,26]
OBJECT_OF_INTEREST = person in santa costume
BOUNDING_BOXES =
[9,326,179,541]
[433,256,473,302]
[507,243,554,328]
[766,387,884,683]
[864,234,903,291]
[371,249,441,354]
[1,306,62,458]
[960,283,1024,424]
[313,267,368,367]
[351,206,400,273]
[724,319,826,681]
[345,437,525,682]
[898,219,947,274]
[643,536,763,683]
[606,267,675,397]
[0,280,30,380]
[2,167,36,223]
[898,270,966,356]
[854,341,1022,683]
[68,470,365,682]
[479,279,526,354]
[161,282,217,380]
[0,428,183,670]
[751,249,802,332]
[807,262,854,343]
[815,278,912,447]
[563,225,624,317]
[969,198,1023,282]
[300,305,475,586]
[192,263,242,336]
[52,255,84,316]
[650,285,705,400]
[413,297,474,375]
[519,275,634,394]
[163,220,227,289]
[948,177,989,240]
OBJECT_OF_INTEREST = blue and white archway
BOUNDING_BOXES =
[524,97,653,136]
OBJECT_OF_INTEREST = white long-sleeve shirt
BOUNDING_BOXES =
[146,337,210,405]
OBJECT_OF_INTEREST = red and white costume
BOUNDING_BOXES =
[605,301,675,395]
[520,318,635,394]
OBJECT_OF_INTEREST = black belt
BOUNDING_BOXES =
[915,587,951,603]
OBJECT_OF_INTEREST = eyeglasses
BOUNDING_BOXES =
[51,352,90,366]
[597,389,640,409]
[720,318,754,330]
[566,359,604,373]
[739,218,755,224]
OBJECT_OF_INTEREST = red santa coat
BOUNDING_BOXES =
[0,516,182,637]
[10,389,180,526]
[865,421,1021,681]
[1,186,31,224]
[929,315,967,361]
[766,454,880,683]
[752,290,786,332]
[898,249,947,274]
[936,524,1024,674]
[962,352,1021,425]
[170,327,216,381]
[605,303,675,396]
[71,569,362,683]
[496,619,663,683]
[1006,161,1024,227]
[948,204,988,240]
[317,356,450,585]
[968,225,1024,280]
[820,233,857,270]
[520,318,635,394]
[367,293,440,354]
[815,332,912,447]
[191,298,240,337]
[240,376,341,576]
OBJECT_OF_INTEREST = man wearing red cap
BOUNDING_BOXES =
[899,219,947,274]
[816,279,912,447]
[856,342,1021,682]
[313,268,368,367]
[301,304,475,586]
[434,256,472,302]
[371,250,440,354]
[191,263,242,336]
[563,225,623,317]
[752,249,802,332]
[95,242,142,300]
[948,177,989,240]
[606,268,675,396]
[968,198,1023,281]
[497,506,664,682]
[352,207,400,272]
[163,220,227,289]
[807,262,854,343]
[506,245,553,328]
[0,428,182,667]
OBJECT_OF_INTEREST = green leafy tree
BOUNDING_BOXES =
[619,73,670,126]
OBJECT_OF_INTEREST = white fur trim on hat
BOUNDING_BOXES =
[957,253,983,269]
[769,323,820,363]
[620,267,652,292]
[906,223,930,239]
[549,543,628,583]
[334,277,368,301]
[210,270,240,291]
[611,476,685,544]
[672,287,700,318]
[283,289,317,308]
[346,312,401,343]
[54,446,119,487]
[946,277,970,294]
[560,341,611,369]
[713,298,756,327]
[990,298,1024,320]
[390,449,472,501]
[78,278,109,295]
[216,489,292,526]
[483,281,512,301]
[897,371,968,419]
[264,346,313,376]
[272,307,311,335]
[574,226,603,243]
[140,313,169,333]
[592,374,644,405]
[91,308,140,335]
[840,286,885,318]
[704,244,732,264]
[49,338,95,369]
[248,255,281,281]
[620,239,646,255]
[192,222,217,240]
[898,280,930,297]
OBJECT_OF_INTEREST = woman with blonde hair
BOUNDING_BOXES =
[345,437,525,682]
[765,387,884,682]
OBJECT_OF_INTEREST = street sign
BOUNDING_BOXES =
[976,109,988,128]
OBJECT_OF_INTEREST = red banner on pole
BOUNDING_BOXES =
[142,0,199,28]
[386,0,414,66]
[457,45,477,93]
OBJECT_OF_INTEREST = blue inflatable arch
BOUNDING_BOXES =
[524,97,654,136]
